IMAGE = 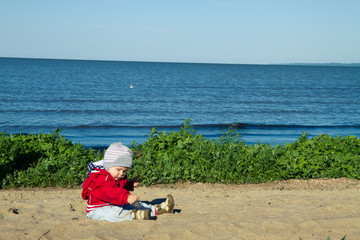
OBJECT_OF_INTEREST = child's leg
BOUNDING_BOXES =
[127,201,157,217]
[86,205,132,222]
[129,195,175,216]
[155,194,175,215]
[86,197,174,222]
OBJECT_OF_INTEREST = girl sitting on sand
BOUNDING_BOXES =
[82,142,174,222]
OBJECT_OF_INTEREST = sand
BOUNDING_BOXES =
[1,178,360,240]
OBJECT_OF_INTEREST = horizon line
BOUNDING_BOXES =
[1,56,359,66]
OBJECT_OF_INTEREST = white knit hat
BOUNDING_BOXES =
[103,142,133,170]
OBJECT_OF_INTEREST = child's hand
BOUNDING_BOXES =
[127,194,139,204]
[133,175,141,187]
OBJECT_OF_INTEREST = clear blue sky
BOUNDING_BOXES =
[1,0,359,64]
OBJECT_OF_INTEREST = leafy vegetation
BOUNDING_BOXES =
[1,120,359,188]
[0,129,103,188]
[129,120,360,185]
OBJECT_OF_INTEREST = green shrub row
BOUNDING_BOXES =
[1,121,359,188]
[129,120,360,185]
[0,129,103,188]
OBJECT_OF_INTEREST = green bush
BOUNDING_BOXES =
[129,120,360,185]
[276,133,360,180]
[1,120,359,188]
[0,129,103,188]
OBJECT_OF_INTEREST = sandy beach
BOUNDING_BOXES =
[1,178,359,240]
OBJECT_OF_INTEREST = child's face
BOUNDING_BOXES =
[108,166,130,180]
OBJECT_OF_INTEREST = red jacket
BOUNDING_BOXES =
[82,169,135,212]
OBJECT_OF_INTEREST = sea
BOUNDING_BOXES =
[1,57,359,148]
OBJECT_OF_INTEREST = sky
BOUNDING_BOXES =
[1,0,359,64]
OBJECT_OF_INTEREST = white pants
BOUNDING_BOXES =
[86,202,156,222]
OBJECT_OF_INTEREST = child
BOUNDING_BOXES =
[82,142,174,222]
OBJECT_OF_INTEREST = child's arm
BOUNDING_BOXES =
[133,175,141,187]
[127,194,139,204]
[123,175,141,190]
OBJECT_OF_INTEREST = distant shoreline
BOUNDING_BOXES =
[281,62,360,67]
[1,56,359,67]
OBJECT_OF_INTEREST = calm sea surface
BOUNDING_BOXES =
[1,57,359,148]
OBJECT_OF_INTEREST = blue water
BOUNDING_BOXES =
[1,57,359,148]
